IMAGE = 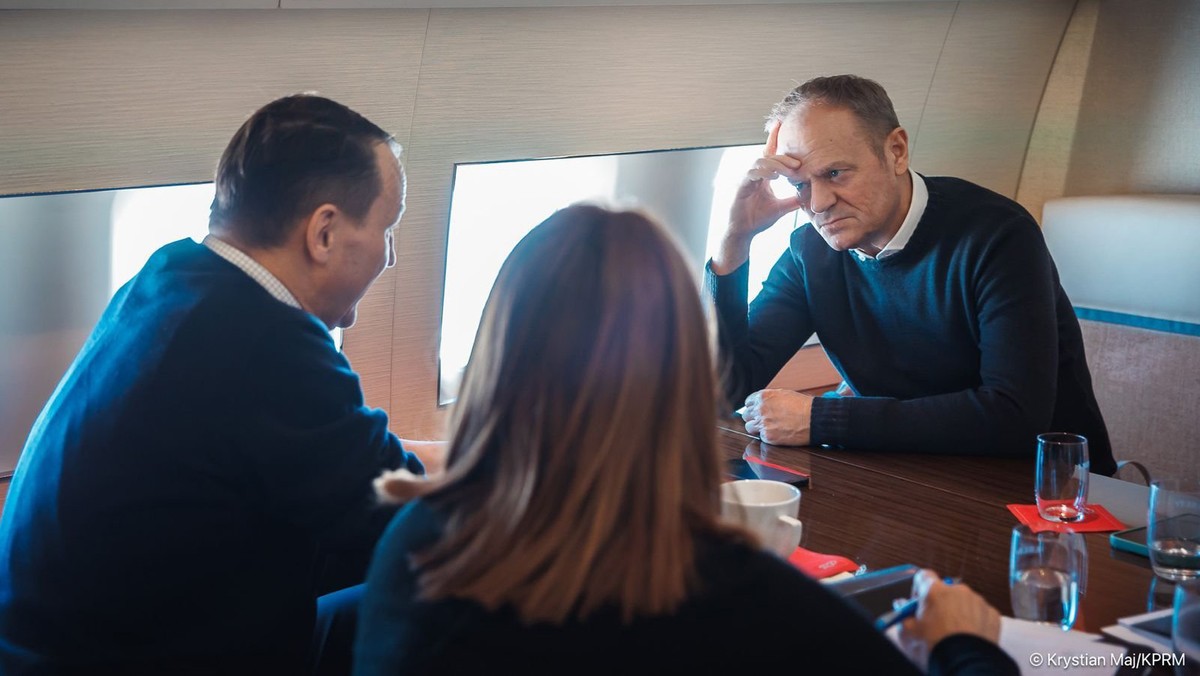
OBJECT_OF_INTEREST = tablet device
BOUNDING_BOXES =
[1110,514,1200,558]
[826,564,919,618]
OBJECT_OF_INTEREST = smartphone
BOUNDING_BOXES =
[726,456,810,487]
[1109,525,1150,557]
[1109,514,1200,558]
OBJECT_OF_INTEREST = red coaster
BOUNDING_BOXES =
[1006,503,1127,533]
[788,546,860,578]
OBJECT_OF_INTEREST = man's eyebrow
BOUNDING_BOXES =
[787,160,851,184]
[808,161,856,176]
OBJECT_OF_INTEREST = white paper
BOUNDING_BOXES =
[1000,617,1125,675]
[1100,608,1176,653]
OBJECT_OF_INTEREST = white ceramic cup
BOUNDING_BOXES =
[720,479,803,557]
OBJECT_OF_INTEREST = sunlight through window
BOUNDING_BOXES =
[438,145,811,404]
[110,184,214,294]
[705,145,802,305]
[439,156,619,403]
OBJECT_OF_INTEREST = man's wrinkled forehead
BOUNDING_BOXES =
[778,104,877,159]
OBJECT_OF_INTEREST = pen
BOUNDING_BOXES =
[873,577,957,632]
[874,597,920,631]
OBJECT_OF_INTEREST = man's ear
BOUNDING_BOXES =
[303,203,340,264]
[886,127,910,176]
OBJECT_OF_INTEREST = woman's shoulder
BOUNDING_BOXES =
[372,499,444,566]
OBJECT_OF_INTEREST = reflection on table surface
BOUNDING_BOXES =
[716,419,1159,632]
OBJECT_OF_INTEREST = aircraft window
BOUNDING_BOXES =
[704,144,802,306]
[110,184,213,295]
[439,155,619,404]
[438,144,801,405]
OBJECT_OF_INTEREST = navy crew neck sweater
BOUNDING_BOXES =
[709,176,1114,475]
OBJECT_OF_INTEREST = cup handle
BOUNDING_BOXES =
[773,515,804,556]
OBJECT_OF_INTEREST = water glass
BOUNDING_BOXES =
[1036,433,1090,522]
[1173,583,1200,676]
[1010,525,1087,630]
[1149,479,1200,582]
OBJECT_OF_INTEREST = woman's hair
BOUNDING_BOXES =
[377,204,738,624]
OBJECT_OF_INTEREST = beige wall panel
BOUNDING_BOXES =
[0,10,428,194]
[0,2,1087,444]
[914,0,1074,197]
[342,266,404,416]
[385,2,962,438]
[1015,0,1098,223]
[1065,0,1200,196]
[1,1,274,8]
[285,0,956,6]
[0,9,430,414]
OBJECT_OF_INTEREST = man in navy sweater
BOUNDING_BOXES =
[0,96,437,674]
[708,75,1115,475]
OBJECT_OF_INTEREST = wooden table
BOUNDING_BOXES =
[716,420,1163,633]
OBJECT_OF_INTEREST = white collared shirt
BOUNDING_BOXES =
[852,169,928,261]
[202,234,302,310]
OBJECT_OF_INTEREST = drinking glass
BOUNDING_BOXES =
[1036,433,1090,522]
[1173,583,1200,676]
[1149,479,1200,582]
[1149,577,1180,612]
[1010,525,1086,630]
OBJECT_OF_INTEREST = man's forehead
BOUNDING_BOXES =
[779,106,873,161]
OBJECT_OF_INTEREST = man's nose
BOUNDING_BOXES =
[386,232,397,268]
[809,182,835,214]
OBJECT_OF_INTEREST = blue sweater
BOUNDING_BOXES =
[0,240,421,675]
[709,176,1115,475]
[353,500,1017,676]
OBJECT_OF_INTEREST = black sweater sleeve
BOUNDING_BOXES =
[706,249,816,409]
[237,315,423,550]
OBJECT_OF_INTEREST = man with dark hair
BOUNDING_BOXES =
[0,94,435,674]
[708,75,1115,475]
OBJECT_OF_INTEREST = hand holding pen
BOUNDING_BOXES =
[875,576,960,631]
[882,570,1004,663]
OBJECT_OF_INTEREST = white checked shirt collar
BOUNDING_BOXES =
[852,169,928,261]
[202,234,302,310]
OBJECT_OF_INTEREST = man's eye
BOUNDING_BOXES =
[828,169,842,179]
[793,182,808,194]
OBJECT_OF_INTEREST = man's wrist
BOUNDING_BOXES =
[809,395,850,447]
[711,233,755,275]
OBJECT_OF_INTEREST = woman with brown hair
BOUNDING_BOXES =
[353,205,1016,675]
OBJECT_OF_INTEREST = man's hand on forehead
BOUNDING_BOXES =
[747,119,803,184]
[745,156,803,184]
[766,118,783,156]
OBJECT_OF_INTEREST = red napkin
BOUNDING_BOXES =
[1006,503,1127,533]
[788,546,860,578]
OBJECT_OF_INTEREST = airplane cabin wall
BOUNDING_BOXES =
[1065,0,1200,198]
[0,1,1085,447]
[1018,0,1200,221]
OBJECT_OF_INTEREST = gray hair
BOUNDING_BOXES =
[766,75,901,157]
